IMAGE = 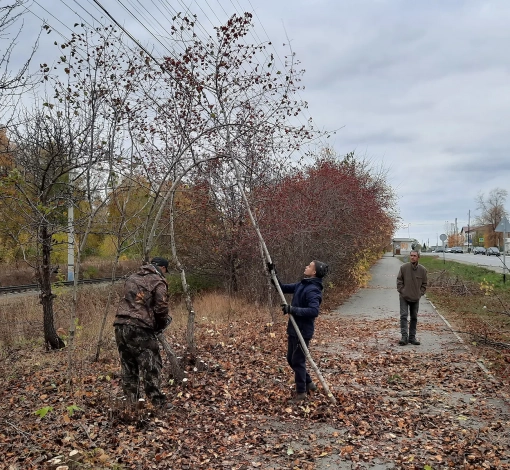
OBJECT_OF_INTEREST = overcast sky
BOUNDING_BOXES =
[8,0,510,247]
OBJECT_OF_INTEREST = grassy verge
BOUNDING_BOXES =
[419,255,509,290]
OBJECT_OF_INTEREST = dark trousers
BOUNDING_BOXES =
[399,297,419,339]
[287,335,311,393]
[114,324,165,404]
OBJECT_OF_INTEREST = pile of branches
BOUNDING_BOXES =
[468,333,510,350]
[427,270,483,296]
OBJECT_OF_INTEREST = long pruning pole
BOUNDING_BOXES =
[157,332,184,381]
[231,158,337,405]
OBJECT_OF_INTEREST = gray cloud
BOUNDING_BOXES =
[339,129,418,146]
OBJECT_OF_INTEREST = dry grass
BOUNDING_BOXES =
[0,284,277,363]
[0,258,141,287]
[191,291,274,324]
[0,283,123,357]
[0,270,350,364]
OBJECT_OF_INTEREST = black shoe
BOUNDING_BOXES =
[289,392,307,403]
[409,338,421,345]
[151,394,168,408]
[398,338,408,346]
[306,382,317,392]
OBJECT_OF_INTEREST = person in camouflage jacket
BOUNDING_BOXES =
[114,257,171,407]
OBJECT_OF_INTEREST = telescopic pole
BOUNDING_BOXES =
[231,158,337,405]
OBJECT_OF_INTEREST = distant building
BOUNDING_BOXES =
[392,238,419,256]
[460,224,497,249]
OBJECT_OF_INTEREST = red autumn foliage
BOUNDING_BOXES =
[256,153,397,284]
[168,152,398,301]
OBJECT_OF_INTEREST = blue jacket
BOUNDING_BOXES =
[279,277,323,339]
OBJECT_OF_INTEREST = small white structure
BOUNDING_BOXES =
[392,238,419,256]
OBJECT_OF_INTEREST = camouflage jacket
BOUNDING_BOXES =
[114,264,170,331]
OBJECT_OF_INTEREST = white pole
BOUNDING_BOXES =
[504,218,507,283]
[68,202,75,282]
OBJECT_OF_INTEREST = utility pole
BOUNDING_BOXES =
[68,202,74,281]
[68,171,75,282]
[501,217,508,283]
[467,210,471,253]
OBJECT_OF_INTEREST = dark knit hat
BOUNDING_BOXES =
[313,260,329,278]
[151,257,169,269]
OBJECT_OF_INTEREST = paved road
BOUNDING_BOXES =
[421,251,509,274]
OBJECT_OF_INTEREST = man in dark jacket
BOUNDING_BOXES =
[397,250,428,346]
[272,260,328,402]
[114,257,172,407]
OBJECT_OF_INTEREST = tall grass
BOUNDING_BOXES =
[0,283,275,358]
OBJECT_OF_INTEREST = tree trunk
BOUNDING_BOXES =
[39,223,65,350]
[94,254,120,362]
[182,268,197,355]
[169,191,197,355]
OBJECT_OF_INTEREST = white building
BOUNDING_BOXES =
[392,238,419,256]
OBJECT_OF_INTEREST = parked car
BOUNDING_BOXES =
[433,247,445,253]
[445,247,453,253]
[486,247,501,256]
[473,247,486,255]
[450,246,464,253]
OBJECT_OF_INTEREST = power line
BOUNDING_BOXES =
[110,0,182,58]
[23,0,326,152]
[91,0,172,73]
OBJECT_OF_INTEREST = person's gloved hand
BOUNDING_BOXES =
[266,262,275,273]
[281,304,294,315]
[155,316,172,334]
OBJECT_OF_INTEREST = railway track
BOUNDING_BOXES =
[0,277,125,296]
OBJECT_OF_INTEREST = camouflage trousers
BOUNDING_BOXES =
[114,324,165,405]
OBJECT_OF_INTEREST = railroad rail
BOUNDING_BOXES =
[0,277,126,296]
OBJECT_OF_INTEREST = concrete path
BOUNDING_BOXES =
[336,254,465,354]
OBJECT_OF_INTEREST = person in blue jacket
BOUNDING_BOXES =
[269,259,329,402]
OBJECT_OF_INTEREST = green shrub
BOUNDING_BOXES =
[166,273,222,296]
[82,265,100,279]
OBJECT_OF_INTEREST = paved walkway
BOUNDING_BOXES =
[336,254,466,354]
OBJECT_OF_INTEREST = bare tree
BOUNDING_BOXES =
[1,107,93,349]
[476,188,508,247]
[0,1,40,121]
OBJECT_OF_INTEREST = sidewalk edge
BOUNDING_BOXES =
[426,296,496,381]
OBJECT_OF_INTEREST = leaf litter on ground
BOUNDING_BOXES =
[0,307,509,469]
